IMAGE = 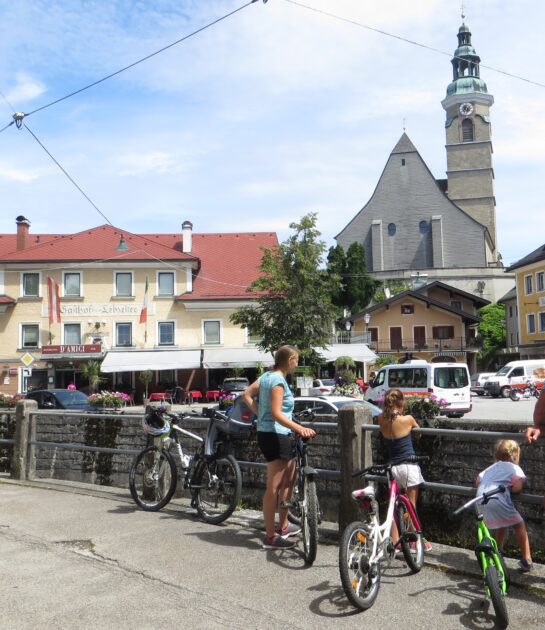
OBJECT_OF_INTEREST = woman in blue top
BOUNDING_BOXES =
[243,345,316,550]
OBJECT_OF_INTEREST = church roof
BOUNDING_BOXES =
[391,132,417,154]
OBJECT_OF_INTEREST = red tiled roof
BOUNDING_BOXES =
[0,224,277,300]
[0,225,198,262]
[0,234,61,256]
[170,232,278,301]
[0,296,16,304]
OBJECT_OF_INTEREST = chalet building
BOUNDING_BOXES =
[0,216,277,401]
[335,21,514,304]
[347,281,490,373]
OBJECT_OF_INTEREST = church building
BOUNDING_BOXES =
[335,21,513,303]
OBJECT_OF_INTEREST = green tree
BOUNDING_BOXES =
[138,370,154,399]
[326,244,347,309]
[230,213,340,357]
[477,303,506,369]
[81,360,104,393]
[344,242,377,313]
[373,279,411,302]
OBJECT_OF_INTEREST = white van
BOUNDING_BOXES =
[364,361,472,418]
[483,360,545,398]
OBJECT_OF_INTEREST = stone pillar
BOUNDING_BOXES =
[338,404,373,531]
[11,399,38,480]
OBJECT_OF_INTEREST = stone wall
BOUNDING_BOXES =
[0,410,16,473]
[10,409,545,557]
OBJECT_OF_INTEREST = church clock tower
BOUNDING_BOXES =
[441,22,497,263]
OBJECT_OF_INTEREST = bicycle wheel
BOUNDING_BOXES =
[287,470,302,526]
[485,565,509,629]
[129,446,177,511]
[193,455,242,525]
[301,477,319,565]
[339,521,381,611]
[397,500,424,572]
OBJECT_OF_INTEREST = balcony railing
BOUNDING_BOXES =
[333,334,481,353]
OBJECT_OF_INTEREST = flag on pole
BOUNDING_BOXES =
[139,276,149,324]
[47,276,61,325]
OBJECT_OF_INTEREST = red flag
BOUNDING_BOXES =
[139,276,149,324]
[47,276,61,325]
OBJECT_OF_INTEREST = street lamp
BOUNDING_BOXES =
[364,312,371,344]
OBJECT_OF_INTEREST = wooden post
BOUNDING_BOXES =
[338,403,372,532]
[11,399,38,480]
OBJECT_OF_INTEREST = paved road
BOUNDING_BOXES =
[1,481,544,630]
[462,394,538,423]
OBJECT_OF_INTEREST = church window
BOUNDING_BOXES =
[387,223,396,236]
[419,220,429,234]
[401,158,405,166]
[462,118,474,142]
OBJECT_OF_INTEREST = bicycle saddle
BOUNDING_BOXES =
[352,486,375,500]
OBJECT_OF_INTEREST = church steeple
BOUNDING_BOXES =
[441,21,498,265]
[446,22,488,97]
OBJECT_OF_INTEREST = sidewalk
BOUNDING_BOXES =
[3,475,545,597]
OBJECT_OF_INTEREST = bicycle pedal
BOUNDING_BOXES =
[280,501,295,509]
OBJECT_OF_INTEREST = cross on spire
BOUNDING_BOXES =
[460,3,466,20]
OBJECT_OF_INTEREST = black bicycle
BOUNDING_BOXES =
[285,409,321,565]
[129,403,253,524]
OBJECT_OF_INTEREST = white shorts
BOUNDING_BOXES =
[391,463,424,490]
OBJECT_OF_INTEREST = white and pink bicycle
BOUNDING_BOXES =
[339,455,428,610]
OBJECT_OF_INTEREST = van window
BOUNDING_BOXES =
[388,368,428,388]
[375,370,385,386]
[434,367,468,389]
[496,365,511,376]
[510,367,524,377]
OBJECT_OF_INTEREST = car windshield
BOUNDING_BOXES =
[496,366,511,376]
[53,390,89,408]
[223,379,248,391]
[320,379,335,386]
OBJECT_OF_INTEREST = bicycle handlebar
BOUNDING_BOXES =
[452,485,506,516]
[352,455,429,478]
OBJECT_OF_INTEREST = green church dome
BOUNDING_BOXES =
[446,76,488,96]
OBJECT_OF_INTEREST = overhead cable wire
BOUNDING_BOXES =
[284,0,545,90]
[22,0,260,120]
[23,123,114,226]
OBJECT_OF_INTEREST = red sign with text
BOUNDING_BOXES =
[41,344,102,355]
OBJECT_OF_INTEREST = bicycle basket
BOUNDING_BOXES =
[221,395,256,438]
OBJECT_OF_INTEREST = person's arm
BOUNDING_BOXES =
[270,385,316,438]
[241,380,260,416]
[511,478,525,493]
[524,388,545,443]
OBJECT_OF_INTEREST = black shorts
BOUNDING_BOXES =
[257,431,296,462]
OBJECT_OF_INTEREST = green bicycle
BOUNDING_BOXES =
[453,485,509,629]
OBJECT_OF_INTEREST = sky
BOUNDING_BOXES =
[0,0,544,267]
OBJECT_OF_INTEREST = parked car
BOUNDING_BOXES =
[484,360,545,398]
[25,389,92,411]
[470,372,495,396]
[309,378,336,396]
[293,396,381,421]
[220,377,250,396]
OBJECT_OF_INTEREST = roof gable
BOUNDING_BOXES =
[416,280,490,308]
[507,243,545,271]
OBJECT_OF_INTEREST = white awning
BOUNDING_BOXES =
[314,344,378,363]
[101,350,202,373]
[202,347,275,369]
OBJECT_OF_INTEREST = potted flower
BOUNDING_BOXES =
[88,390,127,410]
[0,392,17,408]
[218,392,237,414]
[403,394,447,426]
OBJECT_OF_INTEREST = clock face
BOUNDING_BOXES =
[459,102,474,116]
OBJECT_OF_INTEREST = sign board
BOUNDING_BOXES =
[41,344,102,356]
[21,368,32,378]
[296,376,313,389]
[20,352,35,367]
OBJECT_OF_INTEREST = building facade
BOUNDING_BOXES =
[0,217,277,400]
[507,244,545,360]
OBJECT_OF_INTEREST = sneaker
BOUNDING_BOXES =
[518,559,533,573]
[276,523,302,539]
[262,534,296,550]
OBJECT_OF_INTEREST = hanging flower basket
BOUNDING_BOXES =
[0,393,17,408]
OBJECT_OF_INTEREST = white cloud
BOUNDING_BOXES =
[116,151,192,176]
[5,72,46,105]
[0,162,42,182]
